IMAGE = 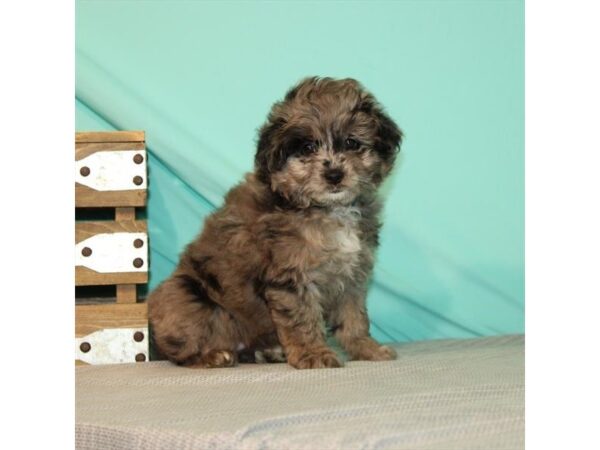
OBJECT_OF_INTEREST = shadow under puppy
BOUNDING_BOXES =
[148,76,403,369]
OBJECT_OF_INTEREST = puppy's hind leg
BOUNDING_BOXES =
[148,274,240,368]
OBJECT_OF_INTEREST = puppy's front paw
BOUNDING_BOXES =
[348,338,398,361]
[290,348,343,369]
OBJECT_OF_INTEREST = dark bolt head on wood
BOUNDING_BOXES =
[81,247,92,257]
[133,176,143,185]
[133,258,144,268]
[80,342,91,353]
[133,238,144,248]
[133,153,144,164]
[80,166,91,177]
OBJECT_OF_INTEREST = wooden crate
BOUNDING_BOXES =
[75,131,150,365]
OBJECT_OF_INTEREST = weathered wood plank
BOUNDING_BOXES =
[75,139,147,208]
[75,267,148,286]
[75,185,146,208]
[76,131,145,143]
[75,303,148,337]
[75,220,147,243]
[115,207,136,221]
[75,220,148,286]
[116,284,137,304]
[75,141,145,160]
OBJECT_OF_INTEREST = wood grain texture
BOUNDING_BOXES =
[76,131,145,143]
[75,267,148,286]
[75,141,145,160]
[115,207,136,221]
[75,303,148,337]
[117,284,137,304]
[75,185,147,208]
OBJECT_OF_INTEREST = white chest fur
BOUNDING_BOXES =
[328,206,362,255]
[304,205,365,300]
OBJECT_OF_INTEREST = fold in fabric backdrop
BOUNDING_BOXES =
[75,0,524,343]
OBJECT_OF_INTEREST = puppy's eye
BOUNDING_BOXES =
[303,141,317,153]
[345,138,361,151]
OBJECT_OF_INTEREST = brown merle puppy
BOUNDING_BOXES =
[148,77,402,369]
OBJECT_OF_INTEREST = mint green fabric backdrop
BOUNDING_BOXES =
[75,0,524,342]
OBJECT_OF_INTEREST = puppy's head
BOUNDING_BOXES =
[255,77,402,208]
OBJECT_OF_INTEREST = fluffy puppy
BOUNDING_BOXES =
[148,77,403,369]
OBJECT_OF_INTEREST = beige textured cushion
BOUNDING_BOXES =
[76,335,524,450]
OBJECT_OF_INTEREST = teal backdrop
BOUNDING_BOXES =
[75,0,524,343]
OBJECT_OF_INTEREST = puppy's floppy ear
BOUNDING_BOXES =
[255,118,284,184]
[372,107,403,165]
[358,97,402,165]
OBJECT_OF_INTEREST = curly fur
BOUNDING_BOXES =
[148,77,403,369]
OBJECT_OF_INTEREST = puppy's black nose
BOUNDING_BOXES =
[324,168,345,185]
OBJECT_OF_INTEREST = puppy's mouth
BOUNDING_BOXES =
[317,186,355,205]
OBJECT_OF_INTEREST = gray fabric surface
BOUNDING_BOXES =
[76,335,524,450]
